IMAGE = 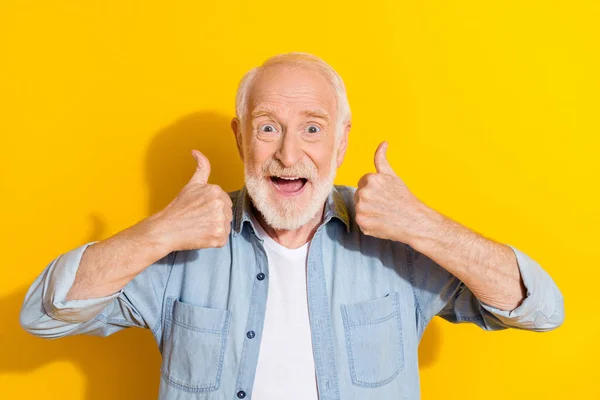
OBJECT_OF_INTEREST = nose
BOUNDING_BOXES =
[275,132,304,167]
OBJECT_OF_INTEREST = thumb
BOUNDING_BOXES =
[189,149,211,185]
[374,141,395,175]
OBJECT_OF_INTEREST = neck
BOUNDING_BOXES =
[251,204,325,249]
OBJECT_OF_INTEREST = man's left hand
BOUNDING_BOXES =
[354,141,434,244]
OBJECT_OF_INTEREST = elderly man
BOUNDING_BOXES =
[20,52,564,400]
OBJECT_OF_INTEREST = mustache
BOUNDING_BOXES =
[261,158,318,181]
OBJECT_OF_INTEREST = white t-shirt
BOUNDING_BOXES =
[250,213,319,400]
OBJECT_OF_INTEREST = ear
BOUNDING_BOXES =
[230,117,244,162]
[335,120,352,168]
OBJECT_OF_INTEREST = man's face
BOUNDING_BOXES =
[232,64,349,230]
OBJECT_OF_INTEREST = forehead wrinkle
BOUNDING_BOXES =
[243,62,342,123]
[250,95,333,117]
[252,79,335,102]
[249,83,336,117]
[251,93,335,113]
[255,88,327,101]
[249,82,336,122]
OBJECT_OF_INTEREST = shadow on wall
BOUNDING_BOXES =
[0,110,440,399]
[145,111,244,214]
[0,111,242,399]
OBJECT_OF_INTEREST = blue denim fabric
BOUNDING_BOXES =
[20,185,564,400]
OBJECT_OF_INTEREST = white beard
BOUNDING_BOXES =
[244,150,338,231]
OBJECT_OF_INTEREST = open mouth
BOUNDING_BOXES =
[270,176,308,196]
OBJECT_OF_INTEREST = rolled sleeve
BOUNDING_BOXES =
[42,241,123,323]
[479,244,565,332]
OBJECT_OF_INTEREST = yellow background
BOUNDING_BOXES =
[1,1,597,399]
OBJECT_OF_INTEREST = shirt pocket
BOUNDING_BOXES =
[340,291,404,388]
[161,297,231,392]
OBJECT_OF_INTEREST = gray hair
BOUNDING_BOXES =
[234,52,351,139]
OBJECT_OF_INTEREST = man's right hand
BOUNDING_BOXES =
[62,149,233,302]
[148,149,233,252]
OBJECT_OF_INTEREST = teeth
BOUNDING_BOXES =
[279,176,300,180]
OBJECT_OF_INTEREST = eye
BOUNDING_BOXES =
[306,125,321,134]
[259,124,278,133]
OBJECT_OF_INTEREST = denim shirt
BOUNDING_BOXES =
[20,185,565,400]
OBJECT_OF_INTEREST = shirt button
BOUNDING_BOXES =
[237,390,246,398]
[256,272,265,281]
[246,330,255,339]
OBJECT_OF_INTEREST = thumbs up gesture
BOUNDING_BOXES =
[149,150,233,252]
[354,141,431,243]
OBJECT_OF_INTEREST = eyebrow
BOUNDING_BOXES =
[300,108,330,120]
[251,105,280,118]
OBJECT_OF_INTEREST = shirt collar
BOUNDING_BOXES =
[232,185,351,236]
